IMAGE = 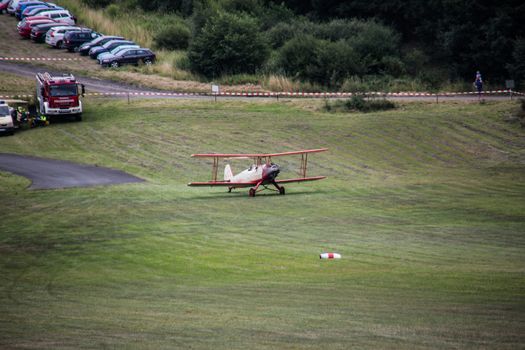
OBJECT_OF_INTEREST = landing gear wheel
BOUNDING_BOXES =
[249,188,256,197]
[279,186,285,195]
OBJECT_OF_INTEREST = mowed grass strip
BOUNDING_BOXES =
[0,98,524,349]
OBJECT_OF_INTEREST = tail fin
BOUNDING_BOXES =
[224,164,233,181]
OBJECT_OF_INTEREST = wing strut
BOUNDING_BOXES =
[300,153,308,177]
[212,156,219,182]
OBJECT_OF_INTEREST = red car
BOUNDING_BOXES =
[0,0,10,14]
[17,19,55,38]
[23,15,55,22]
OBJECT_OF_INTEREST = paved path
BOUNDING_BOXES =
[0,153,144,189]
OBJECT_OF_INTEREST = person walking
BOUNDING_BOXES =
[474,71,483,98]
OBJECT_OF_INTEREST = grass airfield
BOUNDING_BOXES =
[0,98,524,349]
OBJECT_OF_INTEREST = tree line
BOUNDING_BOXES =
[83,0,525,90]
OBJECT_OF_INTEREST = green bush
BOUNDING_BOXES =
[314,19,361,41]
[276,36,362,87]
[106,3,119,18]
[154,22,191,50]
[217,73,262,85]
[276,35,320,81]
[175,53,191,71]
[346,20,401,74]
[403,48,429,77]
[267,22,299,49]
[507,37,525,89]
[324,95,397,113]
[188,11,269,77]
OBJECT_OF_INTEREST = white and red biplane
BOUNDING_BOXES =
[188,148,328,197]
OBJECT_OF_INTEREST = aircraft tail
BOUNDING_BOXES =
[224,164,233,181]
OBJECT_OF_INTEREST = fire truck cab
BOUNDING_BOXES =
[35,72,85,121]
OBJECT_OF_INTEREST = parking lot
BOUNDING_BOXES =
[0,13,215,92]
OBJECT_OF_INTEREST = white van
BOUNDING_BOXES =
[45,25,81,48]
[38,9,76,25]
[0,101,15,136]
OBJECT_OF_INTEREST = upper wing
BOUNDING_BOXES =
[191,148,328,158]
[275,176,326,184]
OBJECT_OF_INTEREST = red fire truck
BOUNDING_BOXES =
[35,72,85,121]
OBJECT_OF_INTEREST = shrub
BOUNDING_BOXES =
[188,11,269,77]
[379,56,406,77]
[267,19,317,48]
[259,2,295,30]
[315,19,361,41]
[175,53,191,71]
[267,22,298,49]
[346,20,401,74]
[217,74,262,86]
[276,35,320,81]
[154,22,191,50]
[403,48,429,77]
[324,95,397,113]
[106,3,119,18]
[275,36,362,87]
[221,0,263,16]
[507,37,525,89]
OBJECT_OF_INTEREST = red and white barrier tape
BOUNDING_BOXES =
[86,92,207,97]
[86,90,524,98]
[0,57,81,61]
[1,90,522,100]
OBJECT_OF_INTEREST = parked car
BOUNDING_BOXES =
[17,18,54,38]
[100,48,156,68]
[89,40,135,59]
[23,5,63,18]
[78,35,124,56]
[63,29,100,52]
[24,6,49,18]
[15,0,43,19]
[30,22,67,42]
[38,9,75,25]
[23,14,53,22]
[45,25,81,48]
[7,0,26,15]
[0,0,12,14]
[21,3,62,19]
[17,15,49,27]
[97,44,139,63]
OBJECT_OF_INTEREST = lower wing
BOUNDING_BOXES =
[187,176,326,187]
[275,176,326,184]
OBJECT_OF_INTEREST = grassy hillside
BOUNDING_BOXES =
[0,98,524,349]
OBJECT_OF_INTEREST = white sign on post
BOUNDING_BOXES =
[211,84,220,95]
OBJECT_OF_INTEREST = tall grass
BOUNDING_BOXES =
[55,0,202,81]
[139,50,195,80]
[55,0,152,47]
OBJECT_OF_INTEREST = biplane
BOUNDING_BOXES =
[188,148,328,197]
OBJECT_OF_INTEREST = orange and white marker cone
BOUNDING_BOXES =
[320,252,341,259]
